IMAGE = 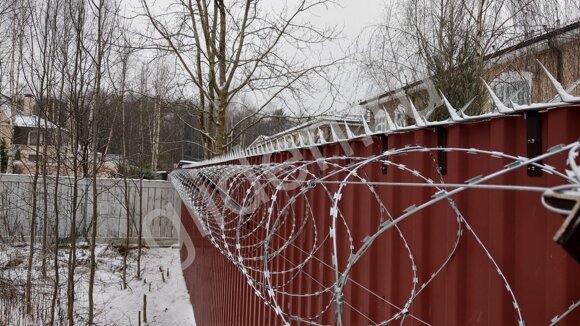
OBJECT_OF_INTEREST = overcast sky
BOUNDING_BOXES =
[290,0,389,113]
[128,0,389,115]
[317,0,386,40]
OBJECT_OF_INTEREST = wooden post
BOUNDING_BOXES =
[143,294,147,323]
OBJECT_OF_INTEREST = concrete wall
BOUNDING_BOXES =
[0,174,181,244]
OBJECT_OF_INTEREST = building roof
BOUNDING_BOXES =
[0,93,58,129]
[12,115,58,128]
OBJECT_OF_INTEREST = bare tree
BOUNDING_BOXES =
[117,33,134,290]
[150,60,172,170]
[140,0,339,158]
[22,0,61,313]
[357,0,579,118]
[64,1,90,322]
[5,0,28,173]
[85,1,119,323]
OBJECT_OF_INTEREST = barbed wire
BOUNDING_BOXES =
[170,140,580,325]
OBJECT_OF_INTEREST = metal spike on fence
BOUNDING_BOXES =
[386,108,399,130]
[344,121,355,139]
[537,59,580,103]
[268,141,275,153]
[510,100,524,111]
[298,133,305,147]
[419,106,435,124]
[408,97,427,127]
[482,78,513,114]
[276,139,281,151]
[317,127,326,144]
[307,130,316,146]
[381,107,394,132]
[421,104,436,120]
[329,124,340,142]
[282,136,288,149]
[440,91,463,121]
[459,97,476,117]
[289,135,297,148]
[361,115,373,135]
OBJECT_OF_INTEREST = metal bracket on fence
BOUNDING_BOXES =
[436,127,447,175]
[380,134,388,174]
[525,111,543,177]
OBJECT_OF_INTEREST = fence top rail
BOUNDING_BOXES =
[0,174,174,188]
[179,62,580,170]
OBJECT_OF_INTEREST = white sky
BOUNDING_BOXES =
[288,0,389,114]
[125,0,388,115]
[316,0,386,40]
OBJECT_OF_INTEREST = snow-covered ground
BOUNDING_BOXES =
[91,246,196,325]
[0,243,196,325]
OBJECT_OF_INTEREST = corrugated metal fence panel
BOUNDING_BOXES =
[180,202,280,325]
[179,106,580,325]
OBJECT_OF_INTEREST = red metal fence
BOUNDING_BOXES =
[177,105,580,325]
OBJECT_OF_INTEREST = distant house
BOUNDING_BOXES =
[0,94,118,176]
[1,94,61,172]
[360,20,580,130]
